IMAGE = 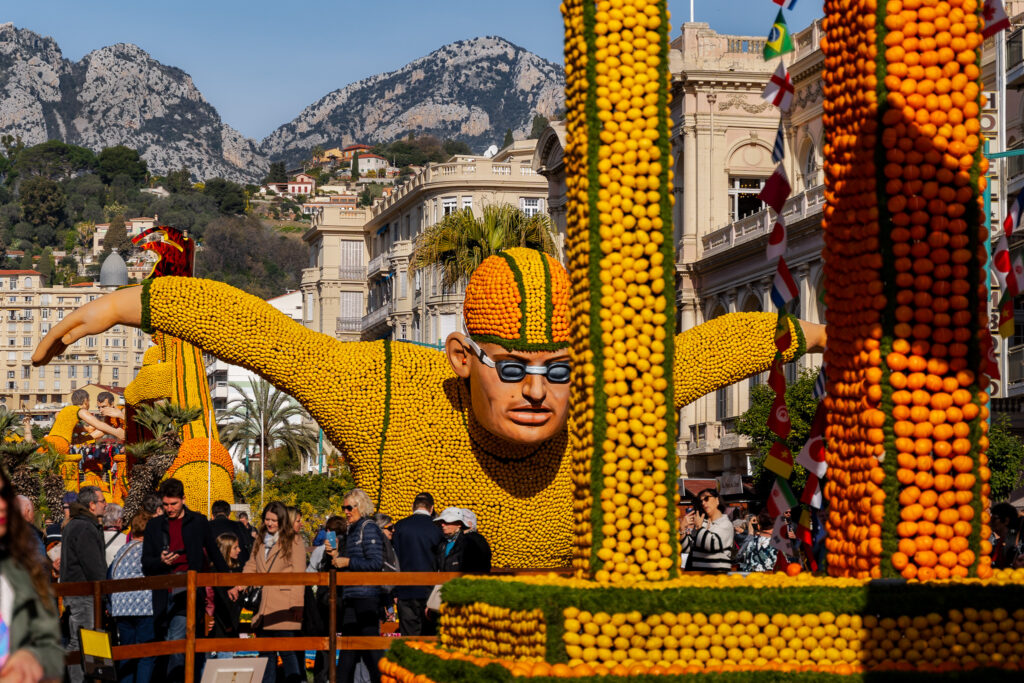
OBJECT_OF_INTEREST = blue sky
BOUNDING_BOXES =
[4,0,821,140]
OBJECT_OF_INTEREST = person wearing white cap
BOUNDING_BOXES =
[435,507,490,574]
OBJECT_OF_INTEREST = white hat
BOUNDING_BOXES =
[435,508,468,526]
[461,508,478,532]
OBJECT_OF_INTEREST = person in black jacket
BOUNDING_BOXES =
[391,492,444,636]
[60,486,107,683]
[208,499,252,567]
[141,478,228,681]
[435,508,491,574]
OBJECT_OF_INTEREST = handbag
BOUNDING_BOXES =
[239,586,262,613]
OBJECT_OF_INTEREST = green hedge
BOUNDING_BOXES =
[385,640,1022,683]
[441,577,1024,662]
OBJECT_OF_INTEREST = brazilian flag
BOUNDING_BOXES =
[764,10,794,60]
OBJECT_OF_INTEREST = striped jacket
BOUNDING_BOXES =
[680,515,735,573]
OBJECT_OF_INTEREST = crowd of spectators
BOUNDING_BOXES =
[24,479,490,683]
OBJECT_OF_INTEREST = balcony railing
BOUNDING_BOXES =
[701,184,826,257]
[336,317,362,334]
[367,252,389,278]
[337,266,366,281]
[1007,142,1024,185]
[361,304,390,331]
[1009,345,1024,385]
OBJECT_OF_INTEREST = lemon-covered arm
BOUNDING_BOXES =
[141,277,385,448]
[673,312,805,409]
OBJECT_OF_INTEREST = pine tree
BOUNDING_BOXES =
[351,154,360,181]
[502,129,515,148]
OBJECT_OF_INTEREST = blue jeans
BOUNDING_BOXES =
[256,628,303,683]
[116,615,156,683]
[160,592,205,682]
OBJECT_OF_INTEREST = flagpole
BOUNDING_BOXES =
[690,0,694,22]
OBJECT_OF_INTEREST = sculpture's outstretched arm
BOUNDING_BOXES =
[672,312,822,409]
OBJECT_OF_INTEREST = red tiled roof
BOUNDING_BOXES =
[0,270,42,276]
[342,144,372,151]
[357,153,387,161]
[70,282,96,287]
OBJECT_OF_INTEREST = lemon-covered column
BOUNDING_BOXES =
[563,0,676,583]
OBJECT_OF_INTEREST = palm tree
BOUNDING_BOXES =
[0,409,65,517]
[122,403,202,521]
[411,203,557,288]
[218,379,317,477]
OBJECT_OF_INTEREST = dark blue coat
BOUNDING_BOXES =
[391,512,444,600]
[341,517,384,600]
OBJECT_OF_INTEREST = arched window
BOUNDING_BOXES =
[802,140,819,188]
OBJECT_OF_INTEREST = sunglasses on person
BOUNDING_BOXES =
[342,505,356,511]
[463,338,571,384]
[698,494,717,503]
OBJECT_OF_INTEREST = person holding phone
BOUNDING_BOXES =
[679,488,734,573]
[308,516,347,683]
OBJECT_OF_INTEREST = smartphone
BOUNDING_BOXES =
[326,530,337,547]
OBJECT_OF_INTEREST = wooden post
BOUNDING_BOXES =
[328,569,338,683]
[92,581,103,629]
[185,570,197,681]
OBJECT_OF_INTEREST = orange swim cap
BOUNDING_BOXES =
[462,247,570,351]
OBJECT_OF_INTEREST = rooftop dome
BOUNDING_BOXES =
[99,251,129,288]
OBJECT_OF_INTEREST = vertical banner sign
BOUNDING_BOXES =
[562,0,677,582]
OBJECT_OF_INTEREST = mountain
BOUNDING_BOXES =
[261,36,565,167]
[0,27,565,181]
[0,23,266,183]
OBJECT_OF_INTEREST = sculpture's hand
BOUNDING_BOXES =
[799,320,827,354]
[32,286,143,366]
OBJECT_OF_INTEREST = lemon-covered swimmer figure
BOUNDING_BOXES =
[33,247,824,567]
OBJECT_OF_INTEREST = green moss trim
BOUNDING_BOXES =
[656,0,679,578]
[440,576,1024,622]
[785,313,807,362]
[467,334,570,352]
[384,639,1024,683]
[964,23,986,577]
[873,0,900,579]
[583,0,607,579]
[498,252,531,344]
[140,278,154,334]
[375,339,392,510]
[541,254,554,343]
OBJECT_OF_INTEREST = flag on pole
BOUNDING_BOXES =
[767,478,798,517]
[759,164,792,213]
[801,473,823,508]
[796,403,828,478]
[993,234,1019,297]
[1014,253,1024,295]
[765,441,795,478]
[767,394,792,438]
[766,216,787,261]
[762,62,795,110]
[771,257,799,309]
[999,291,1015,338]
[772,0,799,8]
[774,310,792,352]
[813,364,827,400]
[795,507,814,545]
[1004,191,1024,236]
[764,10,795,59]
[771,123,785,163]
[770,515,794,556]
[982,0,1011,39]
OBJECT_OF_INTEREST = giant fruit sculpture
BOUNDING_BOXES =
[820,0,992,580]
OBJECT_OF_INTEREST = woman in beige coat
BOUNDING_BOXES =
[239,501,306,683]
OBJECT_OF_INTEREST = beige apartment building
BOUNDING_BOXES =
[0,270,149,419]
[301,141,550,346]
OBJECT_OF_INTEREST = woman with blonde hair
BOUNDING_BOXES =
[325,488,384,683]
[210,533,244,657]
[235,501,306,683]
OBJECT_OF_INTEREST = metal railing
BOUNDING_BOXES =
[701,184,826,256]
[337,266,366,281]
[336,317,361,334]
[367,253,389,277]
[361,305,390,331]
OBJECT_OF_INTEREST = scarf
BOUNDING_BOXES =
[263,532,279,560]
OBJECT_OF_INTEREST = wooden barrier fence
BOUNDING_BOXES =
[54,568,568,683]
